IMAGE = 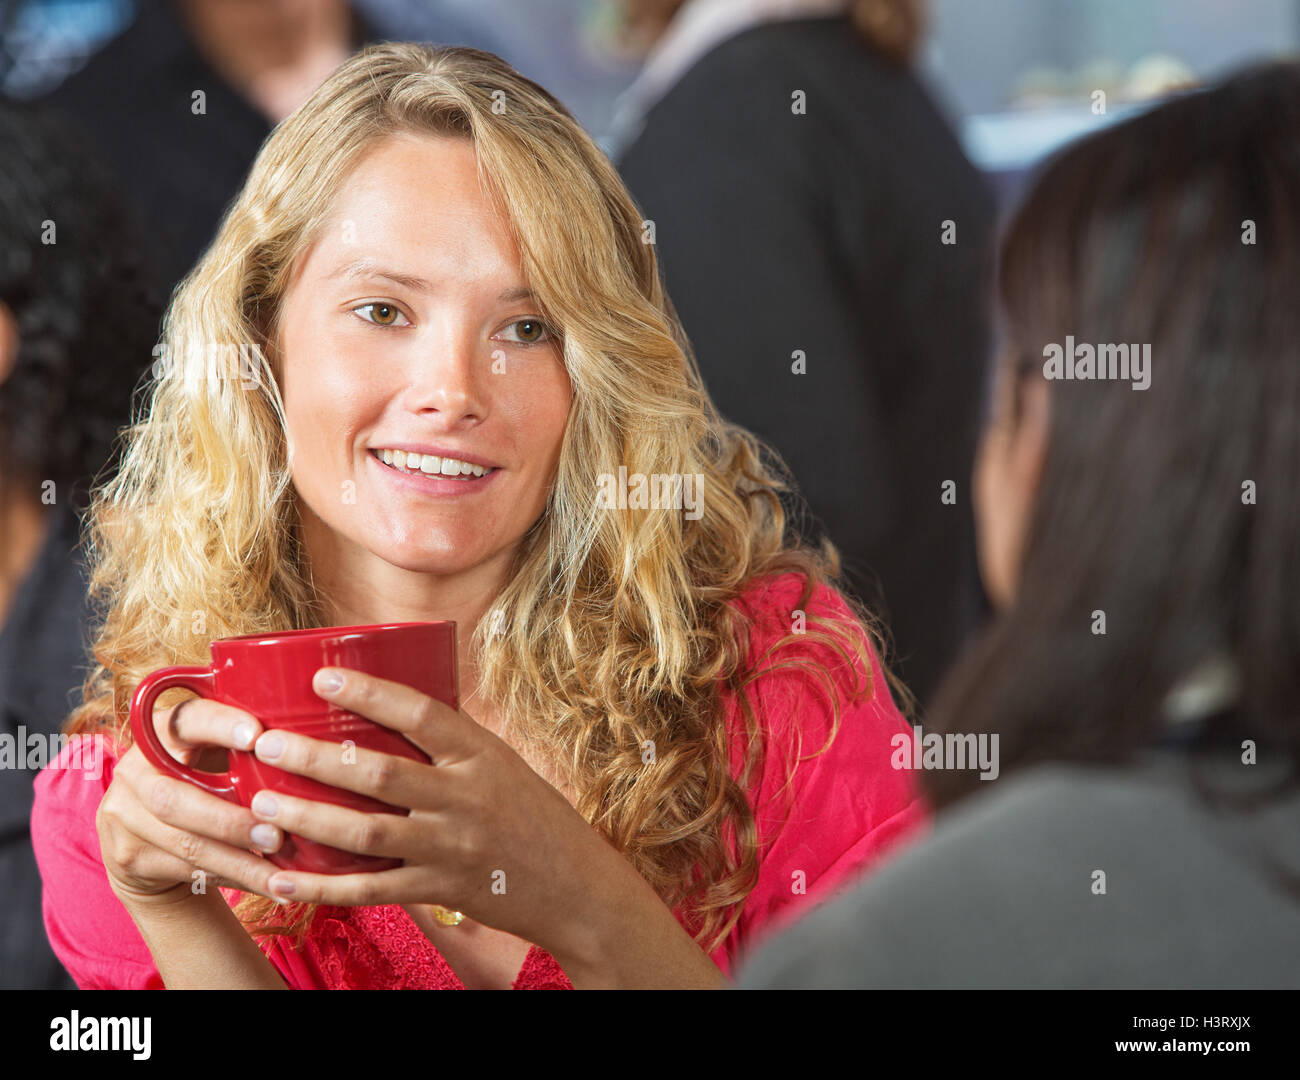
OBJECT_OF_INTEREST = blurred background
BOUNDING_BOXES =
[4,0,1297,711]
[3,0,1297,202]
[3,0,1297,708]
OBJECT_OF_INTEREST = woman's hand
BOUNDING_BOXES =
[97,698,286,908]
[243,667,704,983]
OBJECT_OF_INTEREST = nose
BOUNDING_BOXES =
[399,318,488,425]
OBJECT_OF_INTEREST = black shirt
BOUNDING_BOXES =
[617,17,996,706]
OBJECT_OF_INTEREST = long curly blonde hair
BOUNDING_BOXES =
[67,43,902,956]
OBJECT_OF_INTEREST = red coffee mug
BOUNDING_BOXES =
[128,621,457,874]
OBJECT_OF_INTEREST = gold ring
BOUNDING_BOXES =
[430,904,465,926]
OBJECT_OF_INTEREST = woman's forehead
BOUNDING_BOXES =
[296,145,520,283]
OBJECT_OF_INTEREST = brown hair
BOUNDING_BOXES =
[924,63,1300,811]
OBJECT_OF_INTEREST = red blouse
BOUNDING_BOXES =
[31,572,929,988]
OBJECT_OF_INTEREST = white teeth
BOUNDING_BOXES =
[374,449,491,478]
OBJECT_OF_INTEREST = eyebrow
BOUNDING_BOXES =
[328,257,537,303]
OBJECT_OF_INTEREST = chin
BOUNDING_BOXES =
[370,536,490,576]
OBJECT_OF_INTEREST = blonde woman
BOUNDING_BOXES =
[30,44,925,990]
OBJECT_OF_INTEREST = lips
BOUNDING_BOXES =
[369,448,495,479]
[367,448,501,495]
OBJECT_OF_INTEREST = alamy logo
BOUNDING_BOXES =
[595,467,704,520]
[890,725,1000,780]
[0,727,102,779]
[50,1012,151,1060]
[1043,336,1151,390]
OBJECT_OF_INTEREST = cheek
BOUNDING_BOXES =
[506,362,573,465]
[973,427,1014,605]
[283,355,332,473]
[281,327,379,495]
[972,427,998,532]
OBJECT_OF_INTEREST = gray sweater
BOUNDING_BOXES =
[736,743,1300,989]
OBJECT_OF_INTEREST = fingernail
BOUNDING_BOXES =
[270,876,296,897]
[250,823,279,851]
[252,790,279,818]
[256,732,285,761]
[233,720,258,750]
[315,669,344,694]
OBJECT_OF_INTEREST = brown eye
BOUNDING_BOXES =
[354,302,407,327]
[514,320,545,343]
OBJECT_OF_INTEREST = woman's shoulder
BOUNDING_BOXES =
[722,568,918,820]
[739,750,1300,988]
[730,567,857,623]
[727,570,875,687]
[714,572,928,968]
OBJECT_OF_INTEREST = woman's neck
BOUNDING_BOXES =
[297,502,516,728]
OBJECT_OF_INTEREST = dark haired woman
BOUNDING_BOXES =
[739,61,1300,989]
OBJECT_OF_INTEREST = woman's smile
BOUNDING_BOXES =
[366,445,502,497]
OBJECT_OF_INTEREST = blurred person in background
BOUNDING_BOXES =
[30,0,378,299]
[614,0,995,709]
[25,0,504,301]
[0,97,160,988]
[738,62,1300,989]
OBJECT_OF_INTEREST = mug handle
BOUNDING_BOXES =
[128,666,237,800]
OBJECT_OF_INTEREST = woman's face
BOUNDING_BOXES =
[276,133,572,582]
